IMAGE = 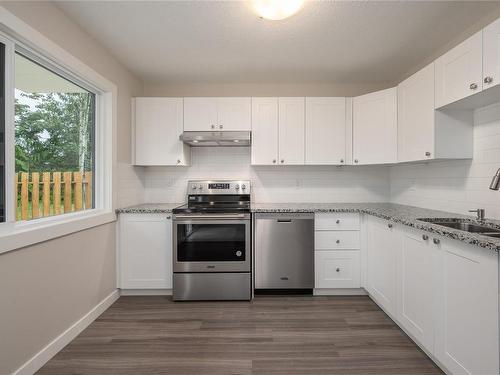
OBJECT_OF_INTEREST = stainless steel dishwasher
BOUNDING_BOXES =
[254,212,314,291]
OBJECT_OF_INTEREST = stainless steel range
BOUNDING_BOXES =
[172,180,251,301]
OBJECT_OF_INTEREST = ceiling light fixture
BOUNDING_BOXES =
[251,0,304,20]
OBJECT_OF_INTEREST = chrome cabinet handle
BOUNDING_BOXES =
[470,83,478,90]
[336,239,340,244]
[177,159,181,164]
[280,159,284,163]
[484,76,493,84]
[336,268,340,272]
[272,159,277,164]
[211,124,215,129]
[340,159,344,164]
[425,151,431,157]
[166,215,171,219]
[336,219,340,224]
[219,125,223,129]
[388,223,393,228]
[433,238,440,245]
[422,234,429,241]
[354,159,359,164]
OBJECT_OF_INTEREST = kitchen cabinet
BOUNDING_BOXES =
[352,87,397,165]
[251,97,305,165]
[397,228,436,353]
[398,63,473,162]
[483,18,500,91]
[366,216,400,317]
[305,97,347,165]
[435,31,483,108]
[315,250,360,289]
[184,97,251,131]
[251,97,278,165]
[118,214,173,290]
[132,97,190,166]
[434,238,499,375]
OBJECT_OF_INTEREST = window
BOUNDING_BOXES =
[14,53,95,221]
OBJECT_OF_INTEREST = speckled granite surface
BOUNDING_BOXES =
[116,203,182,214]
[116,202,500,252]
[251,203,500,252]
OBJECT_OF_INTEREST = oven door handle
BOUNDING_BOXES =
[174,214,248,220]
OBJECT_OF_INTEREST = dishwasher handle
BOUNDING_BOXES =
[277,219,292,223]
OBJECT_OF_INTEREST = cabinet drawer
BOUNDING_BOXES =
[315,250,360,288]
[315,231,360,250]
[315,213,360,231]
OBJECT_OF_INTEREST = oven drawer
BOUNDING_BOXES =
[173,272,251,301]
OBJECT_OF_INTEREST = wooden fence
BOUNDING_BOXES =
[15,171,93,220]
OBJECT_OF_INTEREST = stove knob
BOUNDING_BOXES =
[241,184,246,190]
[198,185,203,190]
[235,184,240,189]
[192,185,197,190]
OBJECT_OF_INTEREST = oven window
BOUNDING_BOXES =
[177,223,246,262]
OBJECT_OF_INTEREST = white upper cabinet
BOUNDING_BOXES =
[132,97,190,166]
[352,87,397,165]
[184,97,251,131]
[398,63,435,162]
[483,18,500,91]
[278,97,305,165]
[435,31,483,108]
[305,97,347,165]
[251,97,279,165]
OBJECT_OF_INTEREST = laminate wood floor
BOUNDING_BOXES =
[37,296,443,375]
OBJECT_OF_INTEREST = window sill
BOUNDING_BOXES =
[0,209,116,255]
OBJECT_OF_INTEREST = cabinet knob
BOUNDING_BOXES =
[336,239,340,244]
[280,159,284,163]
[354,159,359,164]
[336,268,340,272]
[219,125,223,129]
[425,151,431,157]
[388,223,393,228]
[272,159,277,164]
[484,76,494,84]
[469,82,478,90]
[422,234,429,241]
[340,159,344,164]
[177,159,181,164]
[336,219,340,224]
[433,238,440,245]
[211,124,215,129]
[166,215,171,219]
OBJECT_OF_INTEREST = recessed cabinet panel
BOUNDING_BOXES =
[305,97,347,165]
[251,98,279,165]
[435,31,483,108]
[217,97,251,131]
[397,63,435,162]
[315,250,360,289]
[184,97,218,131]
[353,87,397,165]
[133,98,189,166]
[279,97,305,165]
[315,231,360,250]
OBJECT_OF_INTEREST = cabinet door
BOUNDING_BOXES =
[435,31,483,108]
[217,97,251,131]
[279,97,305,165]
[397,63,435,162]
[184,97,217,131]
[133,98,188,166]
[353,87,397,165]
[397,229,435,353]
[305,97,347,165]
[119,214,172,289]
[435,240,499,375]
[251,98,279,165]
[366,217,400,317]
[315,250,360,289]
[483,18,500,90]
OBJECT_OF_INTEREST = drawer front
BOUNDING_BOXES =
[315,213,360,231]
[315,231,360,250]
[315,250,361,288]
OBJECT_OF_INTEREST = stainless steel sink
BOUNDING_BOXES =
[417,218,500,237]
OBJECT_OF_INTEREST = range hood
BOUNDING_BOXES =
[180,131,251,147]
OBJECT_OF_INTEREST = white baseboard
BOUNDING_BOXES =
[13,289,120,375]
[314,288,367,296]
[120,288,172,296]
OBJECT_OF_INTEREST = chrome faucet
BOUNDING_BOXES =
[469,208,485,221]
[490,168,500,190]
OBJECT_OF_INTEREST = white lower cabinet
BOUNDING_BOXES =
[118,213,173,290]
[315,250,360,288]
[397,228,436,353]
[434,239,499,375]
[366,216,400,317]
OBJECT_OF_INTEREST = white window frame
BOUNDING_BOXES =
[0,7,117,254]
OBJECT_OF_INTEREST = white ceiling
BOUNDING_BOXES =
[55,1,500,85]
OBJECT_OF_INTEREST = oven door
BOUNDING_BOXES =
[173,214,251,272]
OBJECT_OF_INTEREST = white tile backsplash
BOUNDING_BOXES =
[390,102,500,220]
[116,162,146,208]
[143,147,390,204]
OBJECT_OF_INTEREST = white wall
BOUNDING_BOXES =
[390,102,500,220]
[144,147,390,203]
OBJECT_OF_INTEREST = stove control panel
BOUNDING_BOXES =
[187,180,251,195]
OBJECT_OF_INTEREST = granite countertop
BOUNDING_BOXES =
[251,203,500,252]
[116,202,500,252]
[116,203,182,214]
